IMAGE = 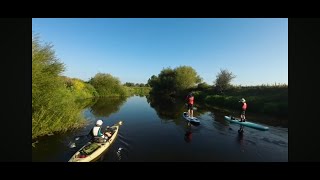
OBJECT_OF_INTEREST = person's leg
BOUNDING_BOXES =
[187,104,191,116]
[243,111,246,122]
[191,109,193,118]
[240,111,245,122]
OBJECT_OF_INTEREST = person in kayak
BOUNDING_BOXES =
[185,92,194,118]
[239,98,247,122]
[91,120,112,143]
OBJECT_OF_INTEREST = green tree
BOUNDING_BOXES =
[148,66,202,95]
[62,77,99,99]
[174,65,202,92]
[32,35,86,139]
[156,67,176,95]
[147,75,159,87]
[197,82,211,90]
[89,73,126,97]
[32,36,65,112]
[214,69,236,93]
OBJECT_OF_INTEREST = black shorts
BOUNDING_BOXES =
[187,104,193,110]
[241,110,246,115]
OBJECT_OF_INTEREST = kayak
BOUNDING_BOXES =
[224,116,269,131]
[68,121,123,162]
[183,112,200,124]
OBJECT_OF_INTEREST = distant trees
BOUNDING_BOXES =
[213,69,236,93]
[148,66,202,95]
[124,82,135,87]
[124,82,148,87]
[89,73,127,97]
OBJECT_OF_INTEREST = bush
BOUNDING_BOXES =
[89,73,127,97]
[32,35,89,139]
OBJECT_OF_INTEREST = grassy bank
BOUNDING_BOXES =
[194,85,288,117]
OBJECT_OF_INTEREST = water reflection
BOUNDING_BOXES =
[184,128,192,143]
[146,95,184,120]
[184,123,195,143]
[90,96,128,117]
[146,94,207,123]
[33,96,288,162]
[237,125,244,145]
[76,98,98,109]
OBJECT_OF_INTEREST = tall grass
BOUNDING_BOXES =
[195,85,288,117]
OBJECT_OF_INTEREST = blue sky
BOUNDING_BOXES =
[32,18,288,86]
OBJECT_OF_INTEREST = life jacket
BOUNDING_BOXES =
[188,95,194,105]
[92,126,103,137]
[242,102,247,111]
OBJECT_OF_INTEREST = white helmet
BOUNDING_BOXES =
[96,120,103,126]
[241,98,246,102]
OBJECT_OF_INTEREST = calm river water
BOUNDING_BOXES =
[32,95,288,162]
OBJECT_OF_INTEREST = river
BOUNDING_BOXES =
[32,95,288,162]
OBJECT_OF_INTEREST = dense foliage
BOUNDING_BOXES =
[148,66,201,96]
[32,36,86,139]
[89,73,127,97]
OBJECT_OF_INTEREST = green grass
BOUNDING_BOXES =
[195,86,288,117]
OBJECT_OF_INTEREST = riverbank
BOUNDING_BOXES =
[193,85,288,117]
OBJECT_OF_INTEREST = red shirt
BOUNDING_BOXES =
[188,96,194,105]
[242,102,247,111]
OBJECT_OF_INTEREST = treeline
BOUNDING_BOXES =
[32,35,150,139]
[124,82,149,87]
[147,68,288,117]
[147,66,202,96]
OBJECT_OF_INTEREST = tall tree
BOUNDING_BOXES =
[214,69,236,93]
[147,75,159,87]
[148,66,202,95]
[174,65,202,92]
[32,35,65,111]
